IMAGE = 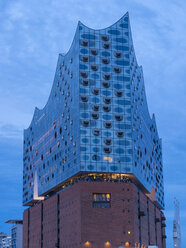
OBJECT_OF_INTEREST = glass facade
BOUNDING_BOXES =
[23,12,164,208]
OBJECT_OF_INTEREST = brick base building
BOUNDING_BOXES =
[23,179,166,248]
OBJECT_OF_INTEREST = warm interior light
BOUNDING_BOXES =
[128,231,131,234]
[104,156,113,162]
[84,241,91,247]
[105,241,111,247]
[106,194,110,199]
[125,242,129,247]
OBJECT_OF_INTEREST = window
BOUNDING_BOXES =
[93,129,100,136]
[102,58,109,64]
[93,193,111,208]
[81,96,88,102]
[103,43,110,49]
[104,139,111,145]
[104,97,111,104]
[82,40,88,46]
[91,65,98,71]
[105,121,112,128]
[92,88,99,95]
[115,114,123,121]
[104,74,110,80]
[102,81,110,88]
[117,131,124,138]
[115,52,121,58]
[91,49,98,55]
[104,147,112,154]
[81,71,88,78]
[92,154,98,161]
[93,105,99,111]
[101,35,109,41]
[92,113,99,119]
[115,90,123,97]
[114,67,121,73]
[83,120,89,127]
[103,105,111,112]
[82,56,88,62]
[104,156,112,162]
[83,80,89,86]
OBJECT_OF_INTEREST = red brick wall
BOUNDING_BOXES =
[80,182,135,248]
[60,184,81,248]
[29,204,41,248]
[139,191,148,245]
[133,186,140,246]
[148,200,156,245]
[43,194,58,248]
[23,209,29,248]
[161,212,166,248]
[156,207,162,248]
[23,181,166,248]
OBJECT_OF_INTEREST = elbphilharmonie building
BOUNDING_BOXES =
[23,13,166,248]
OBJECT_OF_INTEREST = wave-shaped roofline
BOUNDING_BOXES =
[24,12,130,132]
[24,29,79,132]
[138,66,161,139]
[79,12,129,31]
[25,11,161,141]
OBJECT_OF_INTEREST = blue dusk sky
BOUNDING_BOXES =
[0,0,186,247]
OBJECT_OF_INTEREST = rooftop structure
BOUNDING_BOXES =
[23,12,164,209]
[5,219,23,248]
[5,220,23,225]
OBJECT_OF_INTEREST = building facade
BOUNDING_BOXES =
[23,12,166,248]
[5,220,23,248]
[0,233,11,248]
[23,180,166,248]
[173,199,181,248]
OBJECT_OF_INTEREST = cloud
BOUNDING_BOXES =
[0,123,22,139]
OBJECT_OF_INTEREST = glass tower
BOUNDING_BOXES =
[23,12,164,208]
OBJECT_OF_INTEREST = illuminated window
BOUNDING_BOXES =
[104,156,112,162]
[93,193,111,208]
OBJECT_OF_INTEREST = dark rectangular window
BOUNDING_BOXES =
[93,193,111,208]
